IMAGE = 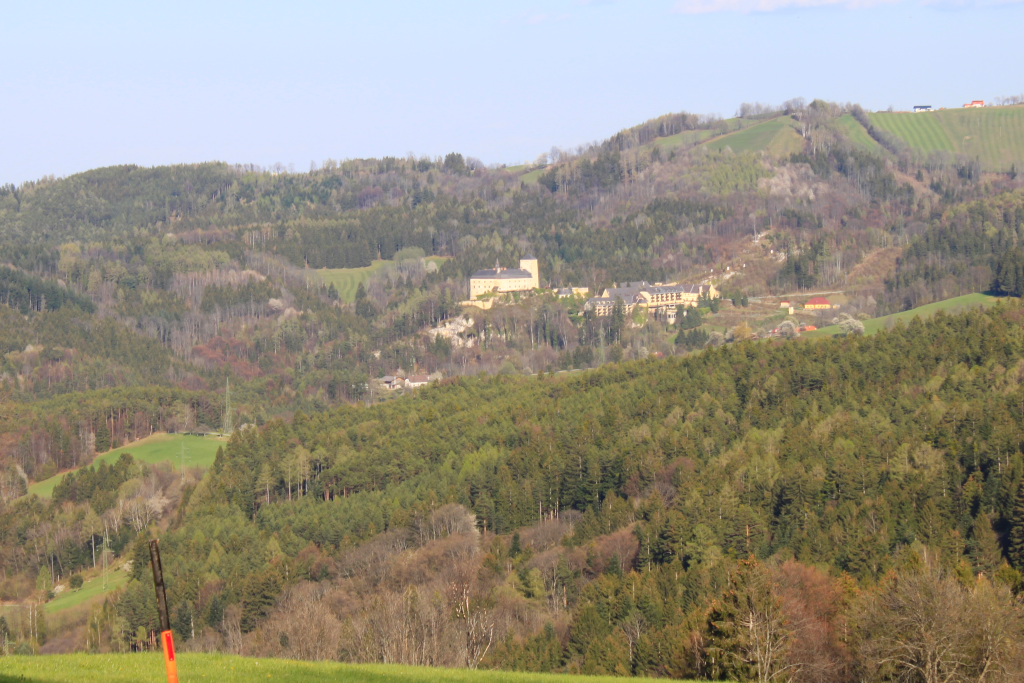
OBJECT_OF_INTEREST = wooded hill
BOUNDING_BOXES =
[0,97,1023,490]
[3,95,1024,679]
[5,305,1024,681]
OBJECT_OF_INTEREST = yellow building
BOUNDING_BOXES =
[585,281,718,316]
[803,296,833,310]
[469,256,540,300]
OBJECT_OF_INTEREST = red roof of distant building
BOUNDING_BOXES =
[806,297,831,306]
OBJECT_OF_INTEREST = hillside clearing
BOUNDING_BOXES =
[835,115,882,153]
[0,654,695,683]
[316,257,448,302]
[803,292,1003,337]
[702,116,802,156]
[28,433,225,498]
[42,571,130,614]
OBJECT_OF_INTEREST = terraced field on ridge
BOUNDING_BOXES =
[869,106,1024,171]
[870,111,955,152]
[702,116,803,156]
[835,115,882,153]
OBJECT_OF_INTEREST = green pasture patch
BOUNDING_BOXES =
[702,117,799,156]
[0,653,697,683]
[870,111,955,153]
[317,257,448,303]
[804,293,1003,338]
[518,168,547,185]
[29,433,225,498]
[44,571,129,614]
[649,117,757,152]
[835,115,882,152]
[869,106,1024,171]
[766,125,804,157]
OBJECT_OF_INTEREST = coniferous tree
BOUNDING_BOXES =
[968,513,1003,575]
[1008,479,1024,569]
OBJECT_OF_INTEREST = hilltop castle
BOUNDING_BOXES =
[469,256,539,300]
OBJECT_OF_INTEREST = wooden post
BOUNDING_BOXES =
[149,540,178,683]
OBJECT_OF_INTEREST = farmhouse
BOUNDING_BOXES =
[381,376,403,390]
[963,100,985,109]
[469,256,539,300]
[913,105,933,113]
[803,297,834,310]
[406,375,430,389]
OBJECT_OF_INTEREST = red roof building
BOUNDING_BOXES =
[804,297,832,310]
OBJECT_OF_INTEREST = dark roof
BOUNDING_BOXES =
[645,284,703,295]
[470,268,533,280]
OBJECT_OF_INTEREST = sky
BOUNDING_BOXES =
[1,0,1022,185]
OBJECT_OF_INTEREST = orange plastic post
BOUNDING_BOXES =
[161,629,179,683]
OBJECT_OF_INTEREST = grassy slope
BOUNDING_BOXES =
[28,434,225,498]
[835,115,883,153]
[43,571,129,614]
[317,258,448,303]
[702,117,802,156]
[519,117,773,185]
[803,293,1003,338]
[0,654,692,683]
[869,106,1024,171]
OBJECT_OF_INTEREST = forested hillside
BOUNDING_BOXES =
[5,306,1024,681]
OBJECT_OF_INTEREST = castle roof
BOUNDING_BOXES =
[470,267,534,280]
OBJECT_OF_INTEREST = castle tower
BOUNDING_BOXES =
[519,255,539,289]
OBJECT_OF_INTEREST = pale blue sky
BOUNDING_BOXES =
[1,0,1021,184]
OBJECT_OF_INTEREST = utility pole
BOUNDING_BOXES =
[149,540,178,683]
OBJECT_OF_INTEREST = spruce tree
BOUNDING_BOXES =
[1008,479,1024,568]
[968,513,1003,575]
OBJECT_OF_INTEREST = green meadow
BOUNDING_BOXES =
[42,571,129,614]
[870,106,1024,171]
[803,292,1003,338]
[28,433,225,499]
[316,257,448,303]
[834,115,882,152]
[0,654,690,683]
[702,116,803,156]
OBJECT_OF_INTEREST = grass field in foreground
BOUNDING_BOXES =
[803,293,1003,338]
[42,570,129,614]
[869,106,1024,171]
[28,433,225,498]
[0,654,694,683]
[316,257,448,303]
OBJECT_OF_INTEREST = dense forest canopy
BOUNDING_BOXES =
[6,306,1024,680]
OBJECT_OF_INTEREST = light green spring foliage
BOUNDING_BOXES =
[0,653,688,683]
[689,150,770,195]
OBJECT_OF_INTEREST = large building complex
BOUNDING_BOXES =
[585,281,718,316]
[469,256,540,300]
